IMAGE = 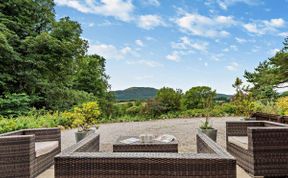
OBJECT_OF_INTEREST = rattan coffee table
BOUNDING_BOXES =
[113,136,178,152]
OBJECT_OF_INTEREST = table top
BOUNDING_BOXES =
[114,136,178,145]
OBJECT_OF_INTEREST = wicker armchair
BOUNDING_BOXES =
[55,132,236,178]
[226,121,288,177]
[0,128,61,178]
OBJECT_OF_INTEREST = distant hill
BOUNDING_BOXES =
[113,87,232,102]
[113,87,158,101]
[215,93,232,102]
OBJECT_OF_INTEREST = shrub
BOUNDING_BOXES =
[63,101,101,131]
[0,93,32,117]
[155,87,182,112]
[276,96,288,115]
[126,105,142,116]
[142,99,166,118]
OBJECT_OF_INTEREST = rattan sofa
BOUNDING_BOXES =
[55,131,236,178]
[0,128,61,178]
[226,121,288,177]
[251,112,288,124]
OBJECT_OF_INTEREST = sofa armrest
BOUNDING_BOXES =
[226,121,264,137]
[23,127,61,142]
[0,135,35,177]
[248,127,288,152]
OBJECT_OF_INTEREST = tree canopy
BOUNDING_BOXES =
[244,37,288,100]
[0,0,111,116]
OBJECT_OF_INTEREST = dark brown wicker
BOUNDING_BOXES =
[55,131,236,178]
[251,112,287,124]
[0,128,61,178]
[226,121,288,177]
[113,136,178,152]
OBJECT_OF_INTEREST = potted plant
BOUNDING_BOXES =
[67,102,101,142]
[198,90,217,142]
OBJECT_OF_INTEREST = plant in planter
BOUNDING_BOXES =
[64,101,101,142]
[198,90,217,142]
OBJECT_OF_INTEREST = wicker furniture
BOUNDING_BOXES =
[251,112,288,124]
[0,128,61,178]
[226,121,288,177]
[55,131,236,178]
[113,136,178,152]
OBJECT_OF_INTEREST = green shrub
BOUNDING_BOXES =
[0,93,32,117]
[126,105,142,116]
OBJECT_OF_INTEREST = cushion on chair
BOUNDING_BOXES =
[35,141,59,157]
[228,136,248,150]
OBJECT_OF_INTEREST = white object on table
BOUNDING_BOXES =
[120,137,140,144]
[154,134,176,143]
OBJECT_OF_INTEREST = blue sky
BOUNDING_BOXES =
[54,0,288,94]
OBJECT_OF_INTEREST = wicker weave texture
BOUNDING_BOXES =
[226,121,288,177]
[0,128,61,178]
[55,132,236,178]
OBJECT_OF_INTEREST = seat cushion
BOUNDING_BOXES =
[35,141,59,157]
[228,136,248,150]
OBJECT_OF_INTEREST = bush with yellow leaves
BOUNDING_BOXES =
[276,96,288,115]
[63,102,101,131]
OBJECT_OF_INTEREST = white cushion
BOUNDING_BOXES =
[35,141,59,157]
[228,136,248,150]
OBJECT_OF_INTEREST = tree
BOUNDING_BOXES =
[231,78,257,117]
[182,86,216,110]
[155,87,182,112]
[244,37,288,100]
[0,0,111,113]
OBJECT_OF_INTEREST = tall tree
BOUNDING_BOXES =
[182,86,216,110]
[244,37,288,100]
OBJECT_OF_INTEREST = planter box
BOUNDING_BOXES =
[75,130,95,142]
[198,128,217,142]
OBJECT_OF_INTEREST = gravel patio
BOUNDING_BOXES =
[38,117,253,178]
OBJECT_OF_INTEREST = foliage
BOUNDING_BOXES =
[182,86,216,110]
[155,87,182,113]
[231,78,258,117]
[63,102,101,131]
[142,99,166,118]
[200,120,213,129]
[0,111,72,134]
[0,93,32,117]
[0,0,110,112]
[276,96,288,115]
[244,37,288,100]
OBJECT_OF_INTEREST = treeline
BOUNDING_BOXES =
[0,0,112,117]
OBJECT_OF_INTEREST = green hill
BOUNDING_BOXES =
[113,87,232,102]
[113,87,158,101]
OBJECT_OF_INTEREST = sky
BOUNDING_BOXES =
[54,0,288,94]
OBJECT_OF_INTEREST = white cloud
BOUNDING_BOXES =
[137,15,165,30]
[127,60,162,67]
[235,37,247,43]
[269,18,285,27]
[171,36,209,52]
[176,13,236,38]
[210,0,260,10]
[166,51,180,62]
[54,0,134,22]
[143,0,160,6]
[88,22,95,27]
[243,18,285,35]
[135,39,144,47]
[88,43,132,60]
[269,48,280,56]
[226,62,239,71]
[279,32,288,37]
